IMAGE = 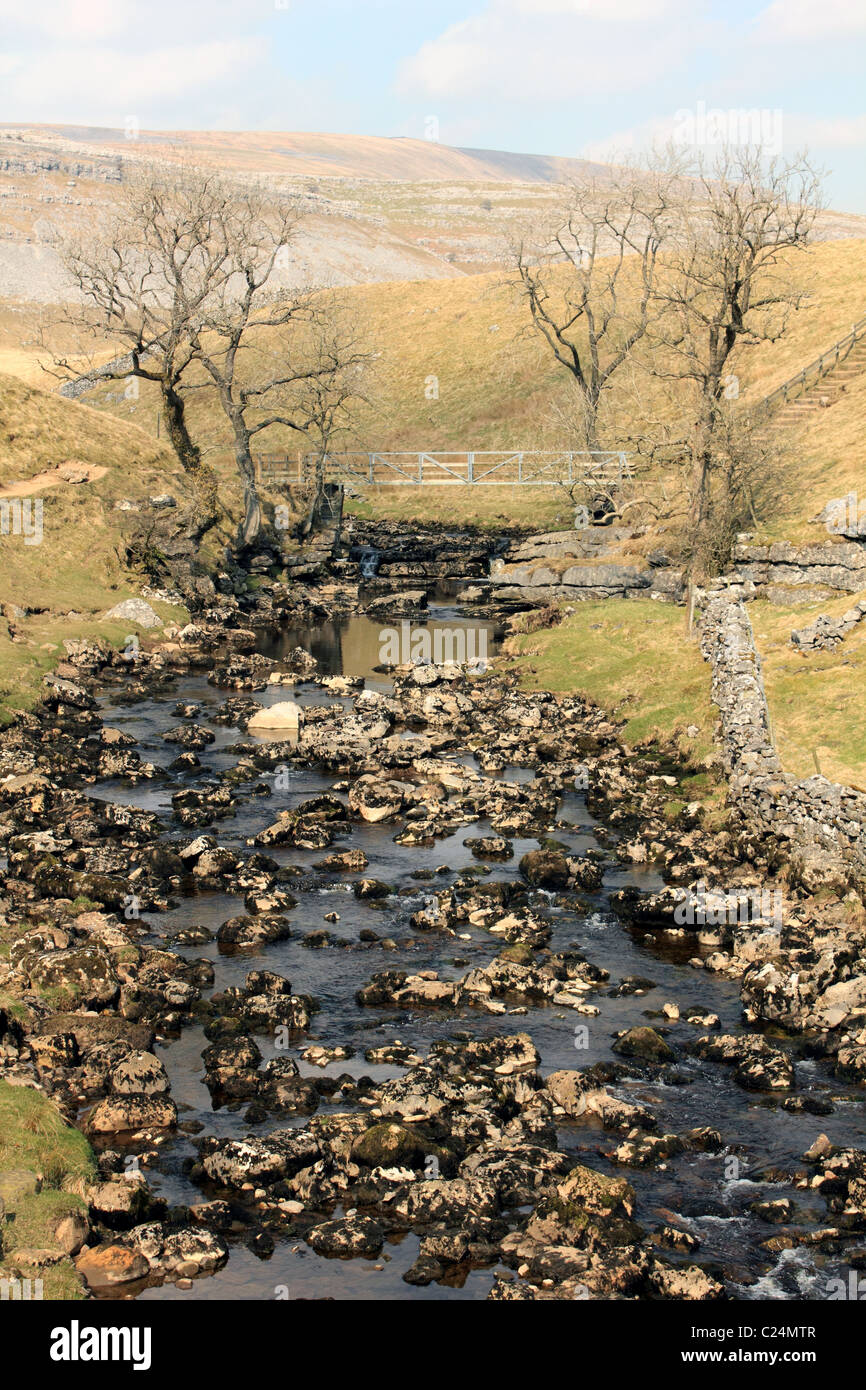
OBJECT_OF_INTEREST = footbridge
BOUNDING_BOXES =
[255,450,635,488]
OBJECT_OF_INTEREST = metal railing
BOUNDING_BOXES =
[255,450,635,488]
[753,314,866,418]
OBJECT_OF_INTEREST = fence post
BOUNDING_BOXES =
[467,452,474,484]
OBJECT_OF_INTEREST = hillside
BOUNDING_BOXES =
[46,236,866,538]
[2,125,866,301]
[0,373,197,717]
[0,124,616,183]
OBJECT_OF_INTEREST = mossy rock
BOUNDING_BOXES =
[350,1122,437,1170]
[500,943,534,965]
[612,1026,675,1064]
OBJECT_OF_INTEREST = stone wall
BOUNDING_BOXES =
[491,529,685,605]
[700,588,866,889]
[733,540,866,594]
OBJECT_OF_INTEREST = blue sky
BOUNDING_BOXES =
[1,0,864,210]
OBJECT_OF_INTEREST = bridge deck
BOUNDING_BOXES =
[255,450,635,487]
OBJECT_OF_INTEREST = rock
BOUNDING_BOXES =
[519,849,570,890]
[88,1176,152,1229]
[103,598,163,629]
[76,1243,150,1291]
[690,1033,794,1091]
[364,591,428,619]
[51,1210,90,1255]
[110,1052,170,1095]
[351,1122,431,1170]
[612,1026,675,1064]
[248,701,304,733]
[126,1223,228,1278]
[27,944,119,1010]
[305,1215,384,1258]
[216,914,293,950]
[86,1095,178,1135]
[651,1263,726,1300]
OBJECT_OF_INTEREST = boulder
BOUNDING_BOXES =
[247,701,304,733]
[103,598,163,630]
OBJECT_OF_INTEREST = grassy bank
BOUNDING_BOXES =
[0,1081,95,1299]
[750,591,866,787]
[505,598,716,756]
[0,371,205,720]
[345,485,571,531]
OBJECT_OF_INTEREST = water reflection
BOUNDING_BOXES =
[262,606,503,687]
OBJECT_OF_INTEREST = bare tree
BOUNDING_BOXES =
[185,193,370,549]
[649,145,823,556]
[291,315,372,539]
[510,163,677,451]
[44,166,238,515]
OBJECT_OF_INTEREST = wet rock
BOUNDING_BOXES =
[689,1033,794,1091]
[125,1222,228,1279]
[351,1122,432,1170]
[305,1215,384,1258]
[216,914,293,950]
[110,1051,170,1095]
[203,1036,263,1101]
[612,1026,675,1064]
[76,1243,150,1291]
[519,849,570,890]
[86,1094,178,1135]
[88,1175,154,1230]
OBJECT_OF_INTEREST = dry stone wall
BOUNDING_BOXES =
[700,587,866,889]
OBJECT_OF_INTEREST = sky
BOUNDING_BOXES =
[1,0,864,210]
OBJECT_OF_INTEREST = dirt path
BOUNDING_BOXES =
[0,464,108,499]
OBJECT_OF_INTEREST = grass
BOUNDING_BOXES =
[750,591,866,786]
[346,484,571,531]
[505,597,717,758]
[0,612,186,720]
[0,370,203,718]
[0,1082,93,1300]
[0,1080,94,1187]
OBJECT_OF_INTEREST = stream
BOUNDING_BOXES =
[88,600,864,1302]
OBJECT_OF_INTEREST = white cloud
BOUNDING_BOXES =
[509,0,677,16]
[752,0,866,41]
[785,113,866,148]
[397,0,702,103]
[2,38,266,121]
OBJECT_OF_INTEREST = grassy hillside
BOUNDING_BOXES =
[0,373,197,718]
[0,1080,95,1299]
[31,237,864,536]
[506,599,716,757]
[750,591,866,787]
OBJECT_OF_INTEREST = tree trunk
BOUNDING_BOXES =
[299,451,327,540]
[233,427,262,551]
[161,384,218,521]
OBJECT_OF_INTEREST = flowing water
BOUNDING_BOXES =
[89,601,864,1302]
